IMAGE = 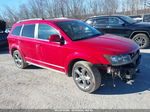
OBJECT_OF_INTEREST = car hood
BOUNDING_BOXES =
[74,34,139,55]
[133,22,150,27]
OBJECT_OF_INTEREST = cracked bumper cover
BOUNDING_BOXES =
[96,53,141,80]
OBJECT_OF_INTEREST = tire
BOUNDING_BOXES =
[72,61,101,93]
[13,50,28,69]
[132,33,150,49]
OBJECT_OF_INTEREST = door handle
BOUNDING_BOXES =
[36,44,42,47]
[106,26,112,28]
[18,40,22,44]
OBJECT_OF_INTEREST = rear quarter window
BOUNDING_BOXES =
[22,24,35,38]
[11,25,22,36]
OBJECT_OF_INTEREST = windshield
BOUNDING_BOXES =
[55,20,102,41]
[120,16,137,24]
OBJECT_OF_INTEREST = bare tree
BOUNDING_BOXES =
[63,0,85,18]
[4,6,19,25]
[102,0,118,15]
[0,11,5,20]
[28,0,46,18]
[18,4,30,19]
[2,0,150,26]
[88,0,104,15]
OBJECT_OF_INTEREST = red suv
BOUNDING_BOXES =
[8,19,141,93]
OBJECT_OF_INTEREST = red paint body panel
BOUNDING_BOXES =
[8,19,140,74]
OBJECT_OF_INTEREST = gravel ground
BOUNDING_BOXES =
[0,48,150,109]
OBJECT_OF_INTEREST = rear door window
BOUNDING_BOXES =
[108,17,124,25]
[38,24,59,40]
[12,25,22,36]
[22,24,35,38]
[94,18,109,25]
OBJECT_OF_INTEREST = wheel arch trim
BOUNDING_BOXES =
[129,31,150,39]
[64,52,100,75]
[10,44,25,60]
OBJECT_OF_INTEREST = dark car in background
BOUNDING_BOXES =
[130,14,150,22]
[5,27,12,33]
[130,15,143,22]
[0,20,8,48]
[84,15,150,48]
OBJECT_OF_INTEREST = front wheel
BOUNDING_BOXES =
[72,61,101,93]
[132,33,150,49]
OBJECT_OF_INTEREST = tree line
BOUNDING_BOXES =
[0,0,150,26]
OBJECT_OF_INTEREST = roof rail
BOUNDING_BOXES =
[53,17,68,19]
[17,18,44,23]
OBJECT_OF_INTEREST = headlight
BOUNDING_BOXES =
[104,54,132,65]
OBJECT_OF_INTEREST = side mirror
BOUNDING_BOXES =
[49,34,65,45]
[49,35,61,42]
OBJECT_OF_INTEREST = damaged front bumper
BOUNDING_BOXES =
[97,50,141,86]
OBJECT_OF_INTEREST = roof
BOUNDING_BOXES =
[87,15,129,19]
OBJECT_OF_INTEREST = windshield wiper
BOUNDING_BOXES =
[73,33,101,41]
[91,33,101,37]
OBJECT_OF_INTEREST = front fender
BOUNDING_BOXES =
[64,52,100,74]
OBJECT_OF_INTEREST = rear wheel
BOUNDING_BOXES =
[132,33,150,49]
[13,50,28,69]
[72,61,101,93]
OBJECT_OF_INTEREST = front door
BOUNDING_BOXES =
[106,17,130,37]
[36,24,64,71]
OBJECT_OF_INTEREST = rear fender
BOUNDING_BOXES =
[10,44,25,60]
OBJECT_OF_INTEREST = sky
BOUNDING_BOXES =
[0,0,28,12]
[0,0,124,12]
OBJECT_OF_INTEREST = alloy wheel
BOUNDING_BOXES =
[134,36,146,47]
[73,66,92,90]
[13,53,22,68]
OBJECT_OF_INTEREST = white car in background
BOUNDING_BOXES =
[130,14,150,22]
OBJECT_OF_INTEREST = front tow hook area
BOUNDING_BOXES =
[107,66,140,87]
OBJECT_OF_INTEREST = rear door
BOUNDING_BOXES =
[19,24,38,61]
[92,17,109,33]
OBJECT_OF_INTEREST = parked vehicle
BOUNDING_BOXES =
[8,18,141,93]
[84,15,150,48]
[130,15,143,22]
[0,20,8,48]
[0,33,8,48]
[130,14,150,22]
[5,27,12,33]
